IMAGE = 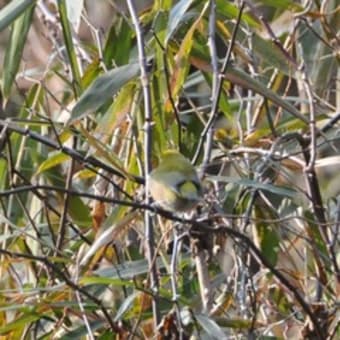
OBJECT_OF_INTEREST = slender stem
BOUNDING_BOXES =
[126,0,160,328]
[202,0,218,167]
[55,137,76,253]
[170,229,185,338]
[193,1,245,165]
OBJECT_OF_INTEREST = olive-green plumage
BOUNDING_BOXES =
[148,150,202,211]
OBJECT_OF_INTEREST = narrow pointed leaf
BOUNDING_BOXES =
[2,3,35,102]
[36,151,71,174]
[166,0,195,43]
[58,0,82,96]
[69,62,140,123]
[0,0,35,32]
[195,314,227,339]
[209,175,296,198]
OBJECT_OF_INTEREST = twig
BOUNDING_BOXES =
[193,1,245,164]
[300,63,317,172]
[75,290,95,340]
[295,63,339,281]
[244,0,298,69]
[0,184,145,209]
[170,229,186,338]
[320,111,340,133]
[126,0,160,328]
[202,0,218,167]
[194,246,213,313]
[55,137,76,252]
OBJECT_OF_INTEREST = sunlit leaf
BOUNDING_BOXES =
[216,0,260,27]
[36,151,71,174]
[165,2,209,112]
[256,0,302,10]
[0,314,41,334]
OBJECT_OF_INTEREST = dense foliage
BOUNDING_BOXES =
[0,0,338,338]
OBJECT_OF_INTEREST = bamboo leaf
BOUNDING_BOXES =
[2,3,35,103]
[36,151,71,174]
[166,0,195,43]
[58,0,82,96]
[69,62,140,123]
[209,175,296,198]
[195,314,227,339]
[0,0,35,32]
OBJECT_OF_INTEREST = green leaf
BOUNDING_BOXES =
[36,151,71,174]
[252,33,295,75]
[39,165,92,227]
[255,208,280,266]
[216,0,260,27]
[217,21,296,76]
[189,44,308,125]
[59,320,105,340]
[95,82,136,138]
[209,175,296,198]
[114,292,139,322]
[304,211,328,263]
[94,257,170,280]
[80,276,134,286]
[103,18,132,67]
[69,62,140,123]
[225,67,308,124]
[2,2,35,102]
[58,0,82,96]
[78,126,133,182]
[0,313,41,334]
[166,0,195,43]
[195,314,227,339]
[0,0,35,32]
[165,2,209,112]
[0,158,7,189]
[256,0,302,10]
[68,195,92,227]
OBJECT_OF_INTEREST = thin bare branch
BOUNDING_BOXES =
[193,1,245,164]
[126,0,160,327]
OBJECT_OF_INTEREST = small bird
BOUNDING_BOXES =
[148,150,202,212]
